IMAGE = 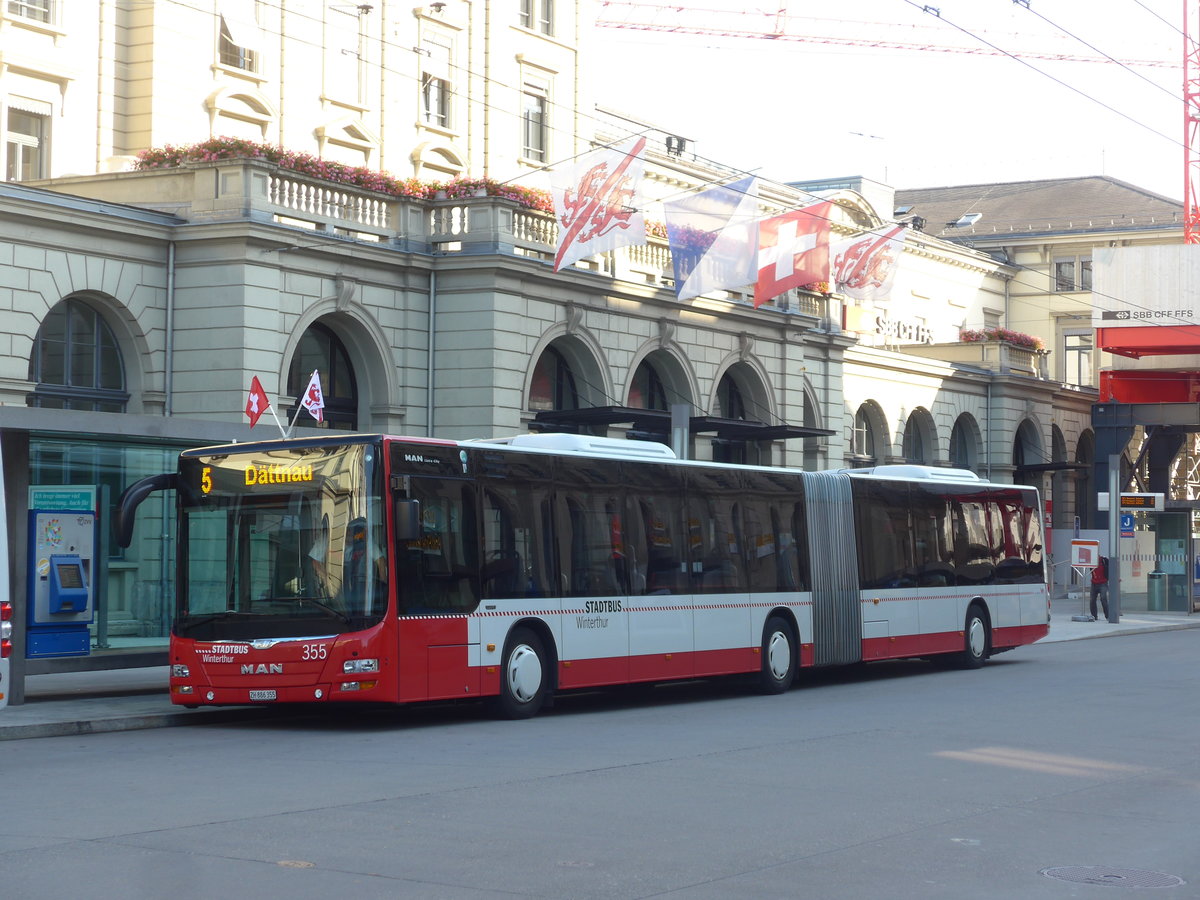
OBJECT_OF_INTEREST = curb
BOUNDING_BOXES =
[0,707,279,742]
[1042,622,1200,644]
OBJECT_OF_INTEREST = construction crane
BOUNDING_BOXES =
[594,1,1178,68]
[1186,2,1200,241]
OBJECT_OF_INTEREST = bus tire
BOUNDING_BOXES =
[958,605,990,669]
[495,627,548,719]
[758,616,796,694]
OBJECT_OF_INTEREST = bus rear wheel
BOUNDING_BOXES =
[758,616,796,694]
[958,606,990,669]
[495,627,548,719]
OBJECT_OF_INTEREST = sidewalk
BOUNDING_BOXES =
[1,611,1197,741]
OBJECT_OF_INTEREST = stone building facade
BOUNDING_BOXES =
[1,1,1149,695]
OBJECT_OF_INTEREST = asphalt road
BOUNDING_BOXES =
[1,631,1197,899]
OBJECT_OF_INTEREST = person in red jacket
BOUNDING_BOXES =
[1090,556,1109,620]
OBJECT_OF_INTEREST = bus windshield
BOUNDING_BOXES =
[176,441,386,641]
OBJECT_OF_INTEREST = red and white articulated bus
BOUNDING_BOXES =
[117,432,1049,718]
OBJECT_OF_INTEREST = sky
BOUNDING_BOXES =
[589,0,1185,200]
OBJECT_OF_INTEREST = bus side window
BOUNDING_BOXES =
[685,469,745,594]
[740,471,807,593]
[911,485,954,587]
[396,478,479,614]
[481,489,521,598]
[789,500,809,592]
[853,480,912,589]
[951,498,995,586]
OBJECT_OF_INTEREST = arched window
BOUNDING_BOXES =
[628,360,668,411]
[950,415,979,472]
[715,373,747,420]
[28,299,128,411]
[1013,420,1043,488]
[902,409,935,465]
[287,322,358,430]
[902,417,926,464]
[712,373,750,464]
[852,405,876,461]
[529,346,579,411]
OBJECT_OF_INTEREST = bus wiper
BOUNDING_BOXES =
[290,595,352,626]
[177,610,259,631]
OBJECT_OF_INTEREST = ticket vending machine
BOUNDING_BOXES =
[27,503,95,658]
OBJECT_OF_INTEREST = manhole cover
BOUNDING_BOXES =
[1041,867,1184,889]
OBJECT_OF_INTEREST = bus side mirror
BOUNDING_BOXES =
[394,498,420,541]
[116,473,178,548]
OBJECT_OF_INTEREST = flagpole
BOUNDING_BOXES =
[286,397,305,439]
[268,404,287,440]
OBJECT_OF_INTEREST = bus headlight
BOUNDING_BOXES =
[343,659,379,674]
[172,664,190,678]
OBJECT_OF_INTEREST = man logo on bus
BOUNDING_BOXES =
[241,663,284,675]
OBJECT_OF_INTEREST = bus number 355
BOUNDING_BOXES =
[302,643,327,660]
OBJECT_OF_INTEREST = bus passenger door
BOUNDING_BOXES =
[624,466,692,682]
[555,479,630,688]
[687,470,751,677]
[393,474,480,702]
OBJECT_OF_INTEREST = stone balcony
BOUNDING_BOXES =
[32,157,826,318]
[904,340,1048,378]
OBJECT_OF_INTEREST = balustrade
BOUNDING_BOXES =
[76,158,826,318]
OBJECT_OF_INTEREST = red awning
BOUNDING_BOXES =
[1099,369,1200,403]
[1097,325,1200,358]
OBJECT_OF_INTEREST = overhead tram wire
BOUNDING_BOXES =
[896,0,1186,153]
[1129,0,1188,38]
[1014,1,1182,104]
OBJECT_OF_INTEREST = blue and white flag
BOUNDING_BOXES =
[665,176,759,300]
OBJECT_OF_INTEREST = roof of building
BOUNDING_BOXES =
[893,175,1182,241]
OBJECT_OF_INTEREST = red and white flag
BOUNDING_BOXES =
[300,369,325,423]
[552,136,647,272]
[832,224,907,302]
[245,376,270,428]
[754,202,833,308]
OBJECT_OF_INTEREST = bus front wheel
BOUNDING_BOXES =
[758,616,797,694]
[495,627,548,719]
[958,606,990,669]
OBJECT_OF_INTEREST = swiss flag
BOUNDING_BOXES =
[754,202,833,308]
[245,376,270,428]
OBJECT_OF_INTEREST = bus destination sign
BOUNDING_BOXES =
[1119,492,1164,511]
